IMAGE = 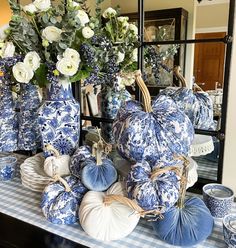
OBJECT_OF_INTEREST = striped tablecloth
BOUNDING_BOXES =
[0,153,232,248]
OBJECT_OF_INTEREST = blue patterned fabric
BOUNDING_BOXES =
[113,94,194,167]
[152,197,214,246]
[126,161,180,212]
[38,81,80,157]
[0,156,17,181]
[0,84,18,152]
[101,87,131,143]
[159,87,214,130]
[70,145,93,178]
[41,176,88,224]
[81,158,117,191]
[18,83,42,151]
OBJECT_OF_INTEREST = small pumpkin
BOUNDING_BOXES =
[151,157,214,246]
[112,70,194,167]
[79,182,140,241]
[126,161,180,212]
[81,142,117,191]
[43,144,70,177]
[70,145,93,178]
[41,175,88,224]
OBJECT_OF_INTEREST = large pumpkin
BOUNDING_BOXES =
[159,66,214,130]
[41,175,88,224]
[79,182,140,241]
[112,70,194,167]
[126,160,180,212]
[151,156,214,246]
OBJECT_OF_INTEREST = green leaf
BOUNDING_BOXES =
[50,17,57,24]
[70,70,90,83]
[34,64,49,88]
[42,14,49,24]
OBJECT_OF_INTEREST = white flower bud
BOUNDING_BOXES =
[102,7,117,18]
[82,26,94,39]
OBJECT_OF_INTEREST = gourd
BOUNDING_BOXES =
[126,161,180,212]
[79,181,161,241]
[44,144,70,177]
[151,156,214,246]
[159,66,214,130]
[70,145,93,178]
[81,141,117,191]
[112,70,194,167]
[41,175,88,224]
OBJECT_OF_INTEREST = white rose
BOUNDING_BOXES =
[129,24,138,35]
[56,58,78,76]
[82,26,94,39]
[63,48,81,64]
[1,42,15,58]
[13,62,34,83]
[117,16,129,23]
[33,0,51,11]
[23,3,37,14]
[23,51,41,71]
[131,48,138,62]
[117,51,125,64]
[77,10,90,27]
[102,7,117,18]
[42,26,62,43]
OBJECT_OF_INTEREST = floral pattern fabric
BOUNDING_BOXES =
[41,175,88,224]
[126,161,180,212]
[112,95,194,167]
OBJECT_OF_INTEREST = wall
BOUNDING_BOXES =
[0,0,12,26]
[86,0,112,16]
[111,0,197,87]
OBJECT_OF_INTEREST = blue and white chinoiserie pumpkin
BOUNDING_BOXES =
[159,66,214,130]
[152,197,214,246]
[70,145,93,178]
[79,182,140,241]
[44,145,70,178]
[126,160,180,212]
[112,71,194,167]
[41,175,88,224]
[81,142,117,191]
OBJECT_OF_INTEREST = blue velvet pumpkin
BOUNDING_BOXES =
[126,161,180,212]
[151,197,214,246]
[81,157,117,191]
[112,94,194,167]
[41,175,88,224]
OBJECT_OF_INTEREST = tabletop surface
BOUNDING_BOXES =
[0,153,233,248]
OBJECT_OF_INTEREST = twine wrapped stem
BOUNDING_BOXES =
[150,166,181,181]
[173,66,187,88]
[53,174,71,192]
[45,144,60,158]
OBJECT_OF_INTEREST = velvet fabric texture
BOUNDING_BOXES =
[151,197,214,246]
[81,158,117,191]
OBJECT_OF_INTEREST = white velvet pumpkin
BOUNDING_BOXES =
[44,145,70,177]
[79,182,140,241]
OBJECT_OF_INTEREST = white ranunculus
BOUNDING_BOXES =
[77,10,90,27]
[33,0,51,11]
[129,24,138,35]
[117,16,129,23]
[1,42,15,58]
[117,51,125,64]
[63,48,81,64]
[82,26,94,39]
[23,3,37,14]
[42,26,62,43]
[102,7,117,18]
[131,48,138,62]
[56,58,78,76]
[23,51,41,71]
[13,62,34,83]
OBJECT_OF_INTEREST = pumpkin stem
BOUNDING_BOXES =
[45,144,60,158]
[104,194,163,218]
[150,166,181,181]
[53,175,71,192]
[92,142,103,166]
[173,66,187,88]
[134,70,153,113]
[175,155,190,209]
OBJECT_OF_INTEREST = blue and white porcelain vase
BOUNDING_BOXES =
[18,83,42,151]
[0,84,18,152]
[38,78,80,157]
[100,85,131,143]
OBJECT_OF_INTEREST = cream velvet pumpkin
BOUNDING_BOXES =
[44,145,70,177]
[79,182,140,241]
